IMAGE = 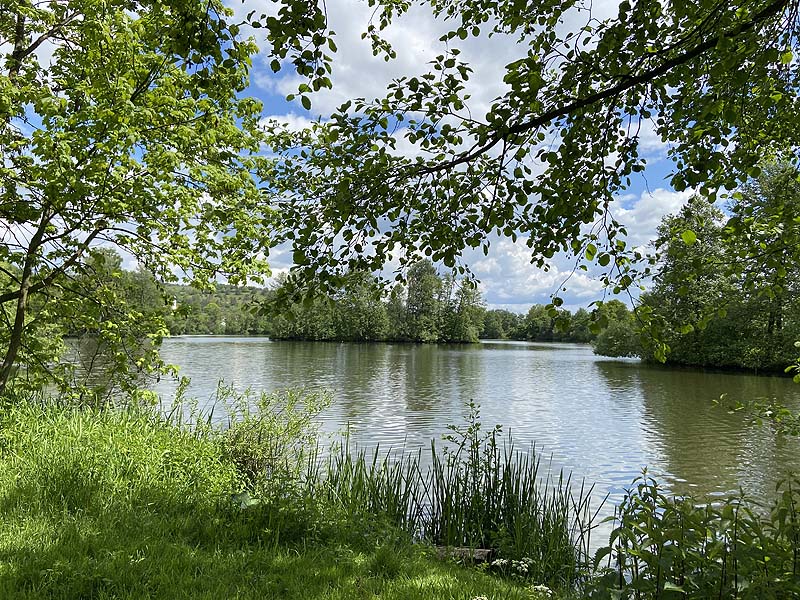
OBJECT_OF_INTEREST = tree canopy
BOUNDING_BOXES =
[0,0,335,393]
[268,0,800,302]
[3,0,800,393]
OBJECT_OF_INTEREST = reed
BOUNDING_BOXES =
[312,403,599,588]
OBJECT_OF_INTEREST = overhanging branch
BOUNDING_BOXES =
[413,0,790,177]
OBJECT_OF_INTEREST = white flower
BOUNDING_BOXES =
[527,584,554,599]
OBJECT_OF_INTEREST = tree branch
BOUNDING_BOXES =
[412,0,790,177]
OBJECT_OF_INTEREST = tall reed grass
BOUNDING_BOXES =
[312,403,599,588]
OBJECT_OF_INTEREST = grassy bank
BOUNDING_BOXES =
[0,402,548,599]
[2,393,799,599]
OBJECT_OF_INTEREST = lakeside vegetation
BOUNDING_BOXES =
[2,393,799,599]
[0,397,538,600]
[66,251,608,344]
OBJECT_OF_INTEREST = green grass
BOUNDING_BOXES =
[0,403,542,599]
[318,432,595,588]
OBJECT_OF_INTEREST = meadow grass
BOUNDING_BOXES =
[0,402,545,599]
[3,393,798,599]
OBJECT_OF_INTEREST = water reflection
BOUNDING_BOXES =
[152,337,800,508]
[594,361,800,500]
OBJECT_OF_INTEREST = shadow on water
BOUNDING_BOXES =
[594,360,800,501]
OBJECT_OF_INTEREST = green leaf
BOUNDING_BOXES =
[663,582,685,593]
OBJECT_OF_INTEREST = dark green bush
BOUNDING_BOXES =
[588,473,800,599]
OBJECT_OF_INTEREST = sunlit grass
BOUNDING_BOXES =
[0,403,539,599]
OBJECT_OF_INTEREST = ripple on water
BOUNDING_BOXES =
[150,338,800,508]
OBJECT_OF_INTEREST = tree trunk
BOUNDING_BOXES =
[0,215,48,397]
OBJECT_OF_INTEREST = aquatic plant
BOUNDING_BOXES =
[315,402,598,588]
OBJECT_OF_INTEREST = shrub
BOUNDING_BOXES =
[587,473,800,599]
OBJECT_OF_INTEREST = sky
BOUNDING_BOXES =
[239,1,692,313]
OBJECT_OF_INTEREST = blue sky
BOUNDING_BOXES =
[231,0,693,312]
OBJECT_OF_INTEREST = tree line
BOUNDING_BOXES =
[592,164,800,372]
[67,194,800,373]
[77,252,629,345]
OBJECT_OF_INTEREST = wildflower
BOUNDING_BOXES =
[527,584,553,599]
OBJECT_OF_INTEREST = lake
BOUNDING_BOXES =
[151,336,800,509]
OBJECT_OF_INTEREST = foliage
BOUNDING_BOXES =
[588,473,800,599]
[217,385,331,491]
[403,260,444,342]
[481,309,523,340]
[264,260,486,343]
[317,402,597,589]
[592,321,640,359]
[5,0,800,394]
[0,0,342,394]
[480,307,596,343]
[268,0,800,313]
[600,166,800,370]
[165,283,272,336]
[591,302,641,358]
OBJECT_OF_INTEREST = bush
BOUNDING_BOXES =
[216,384,331,493]
[587,473,800,599]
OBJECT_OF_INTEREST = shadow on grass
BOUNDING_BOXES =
[0,424,530,600]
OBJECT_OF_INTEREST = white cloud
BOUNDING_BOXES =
[255,0,622,121]
[463,236,603,309]
[614,187,693,249]
[261,112,317,132]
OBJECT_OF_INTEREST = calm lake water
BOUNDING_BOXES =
[150,337,800,509]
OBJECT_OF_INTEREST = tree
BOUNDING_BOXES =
[332,271,389,341]
[52,248,170,399]
[570,309,593,344]
[439,278,485,342]
[481,309,521,340]
[266,0,800,319]
[0,0,336,394]
[403,260,443,342]
[593,315,640,358]
[521,305,554,341]
[727,163,800,338]
[599,171,800,370]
